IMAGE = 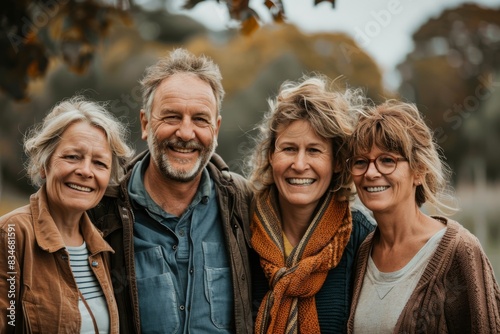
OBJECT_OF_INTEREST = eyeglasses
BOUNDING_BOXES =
[347,154,408,176]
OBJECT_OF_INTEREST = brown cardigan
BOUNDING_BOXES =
[347,218,500,333]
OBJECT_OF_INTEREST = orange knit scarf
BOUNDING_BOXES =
[251,187,352,334]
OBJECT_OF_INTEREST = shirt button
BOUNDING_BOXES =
[179,229,185,237]
[172,245,177,250]
[189,268,194,275]
[179,305,185,311]
[202,197,208,204]
[92,261,99,267]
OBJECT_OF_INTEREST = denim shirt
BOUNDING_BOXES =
[129,156,233,333]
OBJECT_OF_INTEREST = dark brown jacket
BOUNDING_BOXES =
[89,151,254,334]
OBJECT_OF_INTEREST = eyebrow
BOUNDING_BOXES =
[276,140,328,148]
[61,146,112,159]
[157,108,214,117]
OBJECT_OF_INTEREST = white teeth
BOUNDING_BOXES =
[68,184,92,192]
[288,178,314,185]
[366,186,389,193]
[173,147,195,153]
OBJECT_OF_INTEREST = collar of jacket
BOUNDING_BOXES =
[33,185,114,255]
[96,150,250,238]
[105,150,233,195]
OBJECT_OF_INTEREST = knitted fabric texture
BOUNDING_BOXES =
[347,218,500,333]
[251,187,352,334]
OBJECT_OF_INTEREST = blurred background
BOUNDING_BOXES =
[1,0,499,277]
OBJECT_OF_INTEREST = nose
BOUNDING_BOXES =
[291,150,309,171]
[76,159,93,178]
[364,160,380,178]
[175,118,196,141]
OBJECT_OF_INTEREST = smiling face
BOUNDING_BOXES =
[352,145,421,215]
[141,73,221,183]
[270,120,334,212]
[43,121,112,221]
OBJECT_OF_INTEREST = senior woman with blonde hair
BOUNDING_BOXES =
[248,74,375,334]
[0,96,134,333]
[346,100,500,333]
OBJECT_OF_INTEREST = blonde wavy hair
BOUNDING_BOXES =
[245,74,368,201]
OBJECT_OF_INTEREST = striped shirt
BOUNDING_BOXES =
[67,242,110,333]
[67,242,104,300]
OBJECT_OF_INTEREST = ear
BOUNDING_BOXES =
[414,174,423,186]
[140,109,148,140]
[214,115,221,137]
[40,168,46,179]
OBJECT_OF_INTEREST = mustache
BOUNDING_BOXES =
[159,138,205,151]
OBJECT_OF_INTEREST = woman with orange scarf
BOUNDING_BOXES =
[246,75,375,334]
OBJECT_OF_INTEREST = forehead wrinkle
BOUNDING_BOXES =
[154,74,216,111]
[59,124,110,149]
[276,122,314,140]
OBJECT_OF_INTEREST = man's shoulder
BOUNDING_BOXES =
[228,171,249,187]
[87,186,125,229]
[208,154,249,187]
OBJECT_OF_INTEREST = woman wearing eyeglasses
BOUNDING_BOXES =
[345,100,500,333]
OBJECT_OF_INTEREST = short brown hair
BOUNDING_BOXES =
[140,48,225,119]
[347,100,456,210]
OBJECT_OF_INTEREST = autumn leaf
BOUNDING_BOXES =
[241,14,260,35]
[0,0,338,101]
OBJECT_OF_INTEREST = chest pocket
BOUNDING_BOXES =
[135,246,180,333]
[202,241,233,329]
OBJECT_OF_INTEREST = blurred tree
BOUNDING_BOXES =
[1,0,131,100]
[397,4,500,181]
[187,23,388,171]
[0,9,385,194]
[0,0,335,101]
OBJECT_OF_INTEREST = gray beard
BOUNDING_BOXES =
[148,135,216,182]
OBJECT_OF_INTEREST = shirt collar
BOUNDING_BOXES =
[128,152,213,218]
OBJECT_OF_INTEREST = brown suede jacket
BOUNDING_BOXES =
[0,186,119,334]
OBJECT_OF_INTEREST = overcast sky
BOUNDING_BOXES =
[168,0,500,90]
